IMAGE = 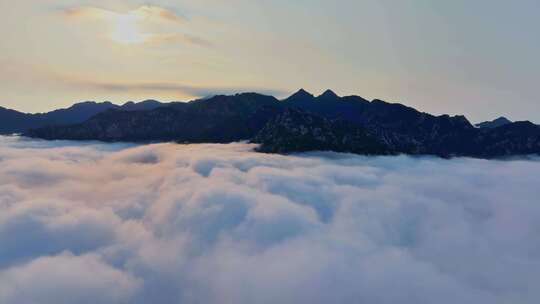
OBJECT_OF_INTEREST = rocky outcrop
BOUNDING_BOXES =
[252,108,390,155]
[475,121,540,157]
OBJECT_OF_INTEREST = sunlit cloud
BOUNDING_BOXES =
[62,5,203,46]
[63,6,108,19]
[63,5,185,23]
[110,13,145,44]
[132,5,185,23]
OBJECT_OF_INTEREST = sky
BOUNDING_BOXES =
[1,136,540,303]
[0,0,539,123]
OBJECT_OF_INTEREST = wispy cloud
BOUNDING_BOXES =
[65,78,288,99]
[145,33,214,48]
[133,5,186,23]
[61,5,208,46]
[63,5,186,23]
[63,6,107,19]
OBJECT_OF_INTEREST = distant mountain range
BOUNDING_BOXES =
[0,100,170,134]
[475,117,513,129]
[2,90,539,158]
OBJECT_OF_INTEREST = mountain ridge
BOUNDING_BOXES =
[0,100,172,134]
[18,89,540,159]
[475,117,513,129]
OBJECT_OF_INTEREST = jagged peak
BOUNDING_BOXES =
[475,116,513,129]
[288,88,314,99]
[318,89,339,99]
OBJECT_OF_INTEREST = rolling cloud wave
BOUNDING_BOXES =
[0,136,539,303]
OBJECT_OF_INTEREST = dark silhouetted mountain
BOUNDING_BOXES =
[282,89,317,109]
[21,89,540,158]
[41,101,118,125]
[26,94,281,142]
[474,121,540,157]
[0,100,168,134]
[252,108,390,155]
[0,106,37,134]
[121,100,167,111]
[280,91,478,156]
[287,88,314,100]
[317,89,340,101]
[475,117,512,129]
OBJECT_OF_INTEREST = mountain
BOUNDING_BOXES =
[252,108,390,155]
[20,89,540,158]
[25,94,280,142]
[0,106,41,134]
[475,121,540,157]
[281,90,478,155]
[475,117,512,129]
[0,100,168,134]
[120,100,167,111]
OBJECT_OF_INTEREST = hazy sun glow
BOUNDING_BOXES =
[108,13,145,44]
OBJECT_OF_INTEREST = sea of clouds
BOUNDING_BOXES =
[0,135,539,304]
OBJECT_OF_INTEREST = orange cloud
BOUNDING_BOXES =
[63,6,112,19]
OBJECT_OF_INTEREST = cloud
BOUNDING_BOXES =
[133,5,186,23]
[63,6,108,19]
[61,5,208,46]
[63,5,185,23]
[0,136,539,303]
[62,77,288,99]
[146,33,214,48]
[0,252,140,304]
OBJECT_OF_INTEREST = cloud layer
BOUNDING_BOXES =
[0,136,539,304]
[62,79,288,99]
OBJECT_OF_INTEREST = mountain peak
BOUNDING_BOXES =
[475,116,512,129]
[494,116,512,123]
[318,89,339,100]
[290,88,314,99]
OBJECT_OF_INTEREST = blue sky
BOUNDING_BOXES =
[1,0,539,123]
